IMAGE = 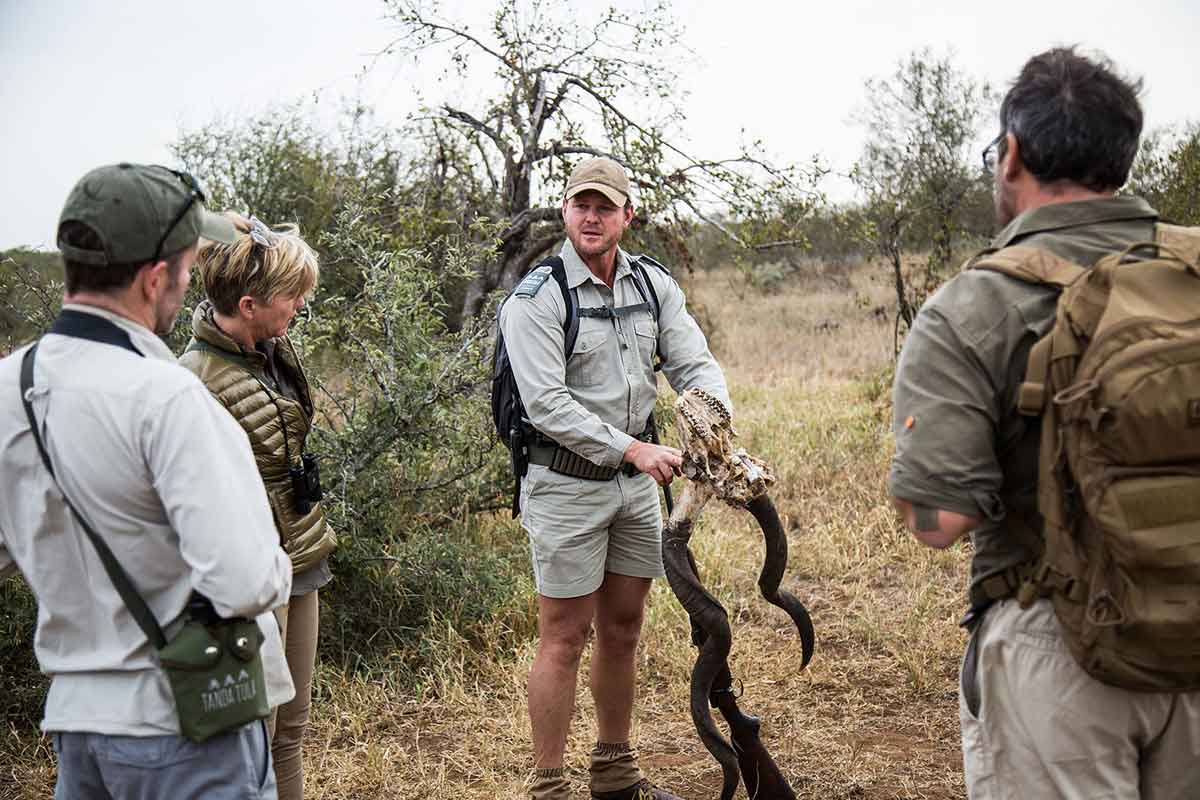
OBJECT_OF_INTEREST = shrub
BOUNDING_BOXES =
[291,190,524,675]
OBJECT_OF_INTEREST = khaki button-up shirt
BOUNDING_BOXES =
[500,240,730,468]
[0,305,294,736]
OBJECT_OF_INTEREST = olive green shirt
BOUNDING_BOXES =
[889,196,1158,608]
[500,239,730,468]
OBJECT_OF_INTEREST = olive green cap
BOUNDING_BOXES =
[57,163,237,266]
[564,157,630,206]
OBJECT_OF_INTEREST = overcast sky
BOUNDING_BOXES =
[2,0,1196,250]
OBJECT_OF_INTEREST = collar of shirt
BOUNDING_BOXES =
[991,195,1158,249]
[559,238,634,290]
[60,303,176,362]
[192,299,272,367]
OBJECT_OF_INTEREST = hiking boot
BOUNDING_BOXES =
[590,778,684,800]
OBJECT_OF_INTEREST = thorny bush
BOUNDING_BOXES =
[0,192,530,726]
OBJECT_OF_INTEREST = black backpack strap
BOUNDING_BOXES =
[631,256,666,370]
[631,258,663,322]
[636,253,671,277]
[543,257,579,359]
[19,342,168,649]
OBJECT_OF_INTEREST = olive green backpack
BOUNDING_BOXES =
[972,222,1200,692]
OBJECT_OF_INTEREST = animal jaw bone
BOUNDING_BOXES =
[674,387,775,509]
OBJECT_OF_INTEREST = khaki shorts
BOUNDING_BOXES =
[960,598,1200,799]
[519,464,664,598]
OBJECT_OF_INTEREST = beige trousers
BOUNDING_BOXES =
[268,589,320,800]
[960,598,1200,799]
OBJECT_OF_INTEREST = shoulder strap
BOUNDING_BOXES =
[632,257,666,370]
[1156,222,1200,268]
[635,253,671,277]
[542,256,579,359]
[971,247,1086,417]
[969,245,1087,288]
[631,259,662,322]
[19,344,168,649]
[535,254,664,360]
[50,309,142,356]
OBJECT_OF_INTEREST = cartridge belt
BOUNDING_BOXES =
[526,425,653,481]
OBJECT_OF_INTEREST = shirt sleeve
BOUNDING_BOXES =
[889,294,1005,519]
[143,383,292,618]
[500,292,636,468]
[653,272,732,414]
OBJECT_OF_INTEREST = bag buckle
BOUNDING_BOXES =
[1016,564,1051,608]
[1016,381,1045,416]
[1086,590,1127,627]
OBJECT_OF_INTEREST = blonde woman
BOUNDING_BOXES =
[179,214,336,800]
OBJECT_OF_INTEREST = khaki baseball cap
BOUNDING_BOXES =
[58,163,237,266]
[564,157,630,206]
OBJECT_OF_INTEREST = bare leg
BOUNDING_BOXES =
[591,572,651,742]
[529,591,596,768]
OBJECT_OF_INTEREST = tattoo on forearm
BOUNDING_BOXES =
[914,504,939,532]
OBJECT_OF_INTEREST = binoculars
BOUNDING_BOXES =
[289,453,323,515]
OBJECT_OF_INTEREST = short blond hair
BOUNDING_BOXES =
[198,213,319,316]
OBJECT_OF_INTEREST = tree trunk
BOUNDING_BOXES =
[459,154,541,320]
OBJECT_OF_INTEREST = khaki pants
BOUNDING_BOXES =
[268,590,320,800]
[960,598,1200,799]
[53,722,275,800]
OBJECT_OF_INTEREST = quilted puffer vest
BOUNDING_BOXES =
[177,301,336,574]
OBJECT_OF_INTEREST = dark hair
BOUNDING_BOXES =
[59,221,185,294]
[1000,47,1143,192]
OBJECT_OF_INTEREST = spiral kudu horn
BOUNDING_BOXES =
[661,388,815,799]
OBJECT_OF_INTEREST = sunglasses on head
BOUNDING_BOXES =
[151,169,207,263]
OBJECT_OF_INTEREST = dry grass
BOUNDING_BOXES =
[0,258,971,800]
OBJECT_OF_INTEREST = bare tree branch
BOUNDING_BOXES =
[531,142,617,163]
[499,207,560,241]
[506,228,565,285]
[381,6,512,70]
[443,105,508,155]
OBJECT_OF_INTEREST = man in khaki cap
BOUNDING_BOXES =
[0,163,294,799]
[501,156,730,800]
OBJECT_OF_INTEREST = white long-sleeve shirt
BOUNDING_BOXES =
[0,304,293,736]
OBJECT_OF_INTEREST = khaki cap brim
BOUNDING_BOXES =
[197,208,238,245]
[565,181,627,207]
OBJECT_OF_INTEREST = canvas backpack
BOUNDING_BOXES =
[490,253,666,452]
[971,222,1200,691]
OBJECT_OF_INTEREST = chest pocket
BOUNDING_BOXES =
[634,318,659,368]
[566,332,607,387]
